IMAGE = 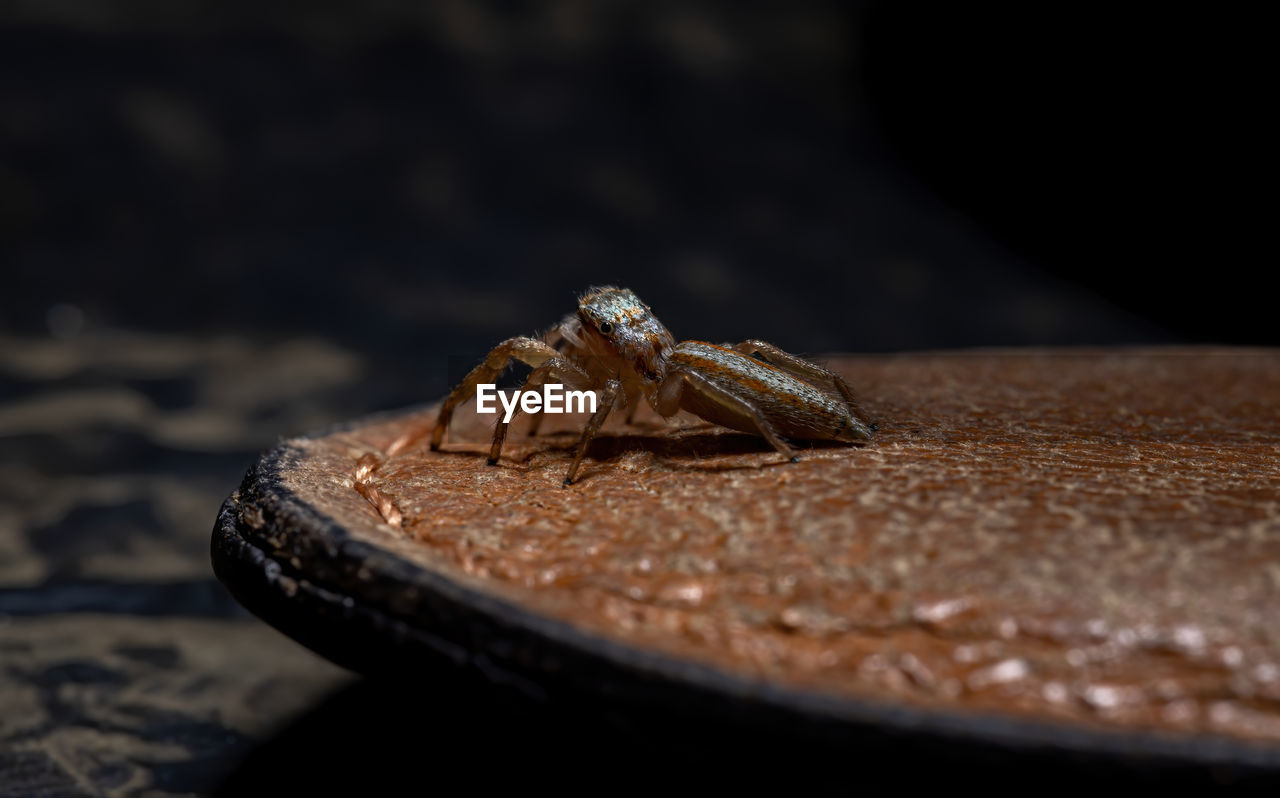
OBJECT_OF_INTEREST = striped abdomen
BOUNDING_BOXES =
[668,341,863,441]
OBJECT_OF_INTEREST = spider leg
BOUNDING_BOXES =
[430,337,562,450]
[541,382,637,437]
[656,367,798,462]
[489,358,593,464]
[564,378,621,486]
[730,339,877,432]
[527,334,594,437]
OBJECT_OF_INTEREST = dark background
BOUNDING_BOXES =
[4,2,1268,383]
[0,2,1268,794]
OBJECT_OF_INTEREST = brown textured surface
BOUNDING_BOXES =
[284,349,1280,745]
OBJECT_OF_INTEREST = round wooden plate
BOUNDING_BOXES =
[212,349,1280,782]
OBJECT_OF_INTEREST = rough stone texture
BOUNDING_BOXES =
[266,348,1280,747]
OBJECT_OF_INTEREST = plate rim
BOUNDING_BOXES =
[212,404,1280,774]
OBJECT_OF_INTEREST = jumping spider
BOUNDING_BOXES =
[431,286,876,485]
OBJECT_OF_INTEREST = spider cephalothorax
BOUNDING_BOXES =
[430,286,875,484]
[560,286,676,387]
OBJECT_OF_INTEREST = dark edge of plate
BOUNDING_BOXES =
[211,410,1280,781]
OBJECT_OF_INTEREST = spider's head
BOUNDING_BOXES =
[575,286,675,382]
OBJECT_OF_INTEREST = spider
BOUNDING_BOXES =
[430,286,876,485]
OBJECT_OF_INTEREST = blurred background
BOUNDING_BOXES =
[0,1,1264,794]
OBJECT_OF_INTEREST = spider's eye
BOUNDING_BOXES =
[598,321,614,334]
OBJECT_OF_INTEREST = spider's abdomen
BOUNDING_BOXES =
[670,341,856,441]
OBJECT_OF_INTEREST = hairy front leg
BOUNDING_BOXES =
[731,339,877,433]
[430,337,561,450]
[489,359,594,464]
[527,334,589,437]
[538,382,637,437]
[564,378,621,486]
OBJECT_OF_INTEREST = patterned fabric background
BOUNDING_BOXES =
[0,332,356,795]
